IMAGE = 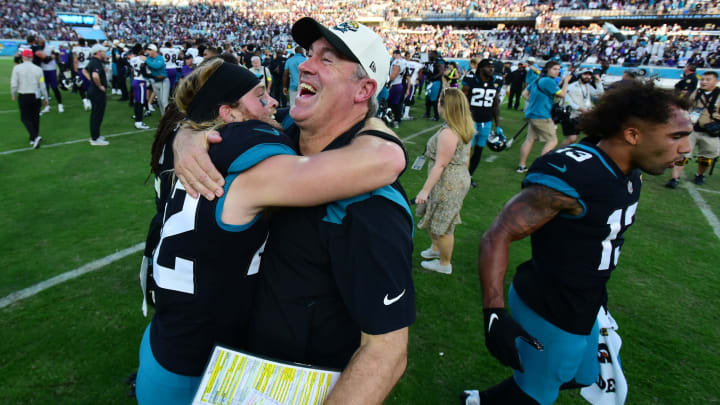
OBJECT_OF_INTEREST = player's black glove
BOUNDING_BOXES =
[483,308,543,372]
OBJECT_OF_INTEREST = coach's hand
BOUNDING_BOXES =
[483,308,543,372]
[173,127,224,200]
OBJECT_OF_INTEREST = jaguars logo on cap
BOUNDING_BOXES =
[333,22,359,33]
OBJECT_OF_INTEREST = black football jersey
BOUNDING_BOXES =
[246,121,416,370]
[144,131,177,259]
[464,74,504,123]
[150,120,296,376]
[514,143,642,335]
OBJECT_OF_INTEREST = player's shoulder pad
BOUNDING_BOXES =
[522,145,596,199]
[210,120,295,175]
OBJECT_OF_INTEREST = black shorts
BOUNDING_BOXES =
[561,117,580,137]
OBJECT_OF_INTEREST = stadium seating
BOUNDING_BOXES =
[3,0,720,67]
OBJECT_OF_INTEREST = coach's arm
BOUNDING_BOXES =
[325,328,408,405]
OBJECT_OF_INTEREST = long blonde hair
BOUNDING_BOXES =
[439,87,475,144]
[174,58,238,131]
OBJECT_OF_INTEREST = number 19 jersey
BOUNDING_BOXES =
[515,142,642,335]
[150,121,296,376]
[462,74,503,123]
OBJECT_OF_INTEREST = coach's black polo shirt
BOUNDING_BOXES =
[247,120,416,370]
[86,56,107,90]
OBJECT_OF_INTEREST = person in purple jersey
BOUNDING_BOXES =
[35,37,64,113]
[128,44,151,129]
[181,54,194,78]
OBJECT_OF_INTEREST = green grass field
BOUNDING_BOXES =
[1,57,719,404]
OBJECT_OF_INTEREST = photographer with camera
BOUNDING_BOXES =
[665,70,720,188]
[560,68,598,147]
[515,61,571,173]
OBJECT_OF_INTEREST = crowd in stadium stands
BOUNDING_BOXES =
[3,0,720,68]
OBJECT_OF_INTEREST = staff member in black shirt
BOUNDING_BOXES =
[507,62,526,110]
[86,44,109,146]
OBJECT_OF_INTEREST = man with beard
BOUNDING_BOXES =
[561,69,599,146]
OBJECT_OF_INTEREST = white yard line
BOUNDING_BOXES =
[0,109,19,113]
[485,155,499,163]
[401,124,442,142]
[685,184,720,240]
[0,243,144,309]
[0,128,155,156]
[696,187,720,195]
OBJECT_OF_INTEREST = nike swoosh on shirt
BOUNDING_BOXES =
[488,313,499,333]
[383,289,406,306]
[547,162,567,173]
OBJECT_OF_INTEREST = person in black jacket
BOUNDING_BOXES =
[507,63,526,110]
[267,48,287,107]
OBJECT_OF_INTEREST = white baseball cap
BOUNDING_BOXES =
[146,44,158,52]
[90,44,107,54]
[291,18,390,97]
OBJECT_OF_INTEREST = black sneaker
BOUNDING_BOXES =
[470,179,478,188]
[694,174,706,185]
[664,178,679,189]
[515,165,528,173]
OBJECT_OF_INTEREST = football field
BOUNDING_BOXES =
[1,57,718,404]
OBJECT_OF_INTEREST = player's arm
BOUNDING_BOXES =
[480,184,582,370]
[389,63,400,82]
[415,128,457,204]
[73,53,78,72]
[480,184,583,308]
[173,120,405,200]
[324,328,408,405]
[227,134,404,207]
[492,86,502,127]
